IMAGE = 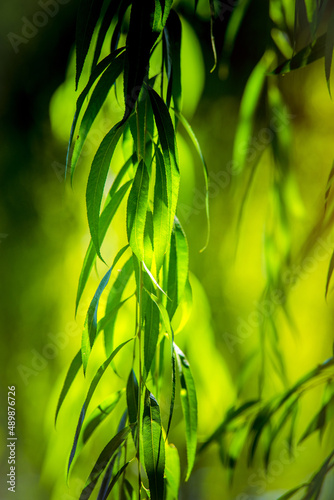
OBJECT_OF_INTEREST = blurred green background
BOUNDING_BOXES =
[1,0,334,499]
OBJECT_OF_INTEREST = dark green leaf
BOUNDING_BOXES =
[79,426,131,500]
[143,288,160,382]
[82,390,124,444]
[127,160,150,261]
[122,0,156,122]
[277,484,308,500]
[166,348,176,439]
[71,52,125,173]
[104,461,132,499]
[325,11,334,96]
[81,267,113,373]
[272,34,327,75]
[300,393,334,443]
[165,11,182,112]
[126,369,139,425]
[148,86,180,236]
[55,350,82,424]
[76,0,105,89]
[86,121,125,259]
[142,389,166,500]
[68,338,133,476]
[174,343,197,480]
[91,0,122,71]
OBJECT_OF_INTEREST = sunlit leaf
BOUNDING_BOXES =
[144,290,160,382]
[71,52,125,173]
[86,121,125,259]
[127,160,150,261]
[148,86,180,236]
[55,350,82,425]
[272,34,326,75]
[167,218,189,320]
[174,343,197,480]
[103,461,132,499]
[91,0,121,71]
[126,369,138,426]
[82,390,124,444]
[165,444,180,500]
[153,148,169,273]
[142,389,166,500]
[75,0,105,89]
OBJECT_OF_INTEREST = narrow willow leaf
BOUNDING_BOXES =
[81,267,112,373]
[79,426,131,500]
[153,148,169,274]
[325,251,334,297]
[68,339,133,476]
[75,0,105,89]
[174,343,197,480]
[143,210,154,270]
[303,451,334,500]
[122,0,156,122]
[277,484,308,500]
[127,160,150,261]
[82,390,124,444]
[121,478,135,500]
[272,33,327,75]
[71,53,125,173]
[167,218,189,320]
[91,0,121,71]
[126,369,138,425]
[165,11,182,112]
[325,160,334,212]
[233,51,273,171]
[153,0,173,31]
[173,110,209,250]
[55,350,82,424]
[209,0,217,72]
[248,406,272,465]
[221,0,251,61]
[76,179,131,312]
[66,50,124,177]
[325,10,334,96]
[166,348,176,440]
[142,389,166,500]
[148,87,180,235]
[143,290,160,381]
[165,444,180,500]
[86,121,125,259]
[104,461,132,499]
[300,393,334,443]
[129,94,154,163]
[103,257,134,356]
[97,455,117,500]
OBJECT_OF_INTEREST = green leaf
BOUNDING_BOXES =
[173,110,209,251]
[129,95,154,163]
[165,444,180,500]
[79,426,131,500]
[148,87,180,236]
[127,160,150,261]
[272,34,327,75]
[142,389,166,500]
[82,390,124,444]
[153,148,169,273]
[209,0,217,72]
[277,484,308,500]
[55,350,82,424]
[103,257,134,356]
[81,267,113,373]
[233,51,273,172]
[325,10,334,96]
[167,218,189,320]
[91,0,121,71]
[300,393,334,443]
[75,0,105,89]
[86,121,125,259]
[103,460,132,499]
[143,289,161,381]
[126,369,139,426]
[67,50,124,177]
[302,450,334,500]
[174,343,197,480]
[76,183,131,311]
[68,338,133,476]
[123,0,156,122]
[71,52,125,174]
[165,10,182,112]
